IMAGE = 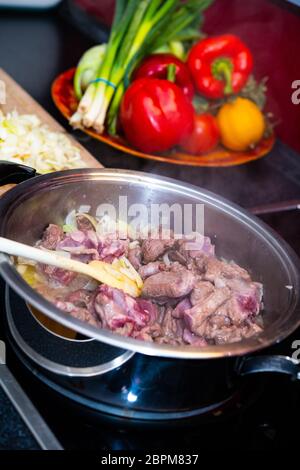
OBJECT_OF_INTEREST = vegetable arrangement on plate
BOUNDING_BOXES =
[70,0,272,158]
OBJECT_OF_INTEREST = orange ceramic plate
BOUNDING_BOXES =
[52,68,275,167]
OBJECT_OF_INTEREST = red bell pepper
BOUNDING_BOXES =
[187,35,253,100]
[120,78,194,154]
[133,53,195,100]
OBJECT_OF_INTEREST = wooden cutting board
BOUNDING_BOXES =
[0,68,103,168]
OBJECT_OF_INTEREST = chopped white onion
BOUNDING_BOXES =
[0,110,86,174]
[129,240,140,249]
[163,252,171,266]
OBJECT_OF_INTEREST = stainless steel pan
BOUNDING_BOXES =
[0,166,299,360]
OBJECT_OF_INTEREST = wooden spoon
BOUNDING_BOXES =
[0,236,141,297]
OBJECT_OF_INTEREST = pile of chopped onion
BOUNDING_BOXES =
[0,110,86,173]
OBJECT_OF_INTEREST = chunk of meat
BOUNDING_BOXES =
[57,230,99,261]
[190,280,215,306]
[226,287,262,324]
[207,278,263,325]
[71,308,100,328]
[40,224,64,250]
[142,269,196,299]
[137,298,158,324]
[235,280,263,309]
[65,289,93,308]
[205,320,263,344]
[167,249,209,278]
[91,285,158,336]
[184,279,263,344]
[128,244,142,270]
[133,323,162,342]
[57,230,128,263]
[167,249,188,265]
[156,307,184,345]
[184,287,231,336]
[168,261,190,273]
[142,237,175,263]
[172,298,192,319]
[177,234,215,260]
[203,257,251,284]
[183,329,208,347]
[38,264,77,287]
[139,261,164,279]
[210,305,232,328]
[56,300,100,328]
[99,236,128,262]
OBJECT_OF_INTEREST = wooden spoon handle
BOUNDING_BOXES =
[0,236,92,277]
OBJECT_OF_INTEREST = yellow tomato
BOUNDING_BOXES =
[217,97,265,151]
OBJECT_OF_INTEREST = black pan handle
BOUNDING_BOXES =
[249,200,300,216]
[238,355,300,380]
[0,161,36,185]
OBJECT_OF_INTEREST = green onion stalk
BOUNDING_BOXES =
[70,0,214,134]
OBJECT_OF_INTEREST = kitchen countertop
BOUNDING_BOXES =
[0,6,300,211]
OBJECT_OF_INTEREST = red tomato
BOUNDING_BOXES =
[120,78,194,154]
[181,114,220,154]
